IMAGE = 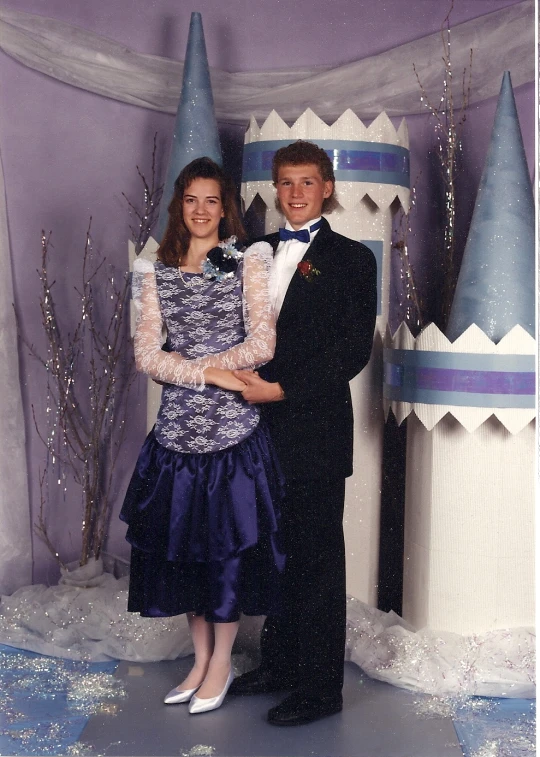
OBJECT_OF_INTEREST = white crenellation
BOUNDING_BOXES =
[330,109,367,140]
[244,115,260,145]
[396,118,409,148]
[384,322,536,434]
[258,110,289,140]
[241,108,411,214]
[290,108,330,139]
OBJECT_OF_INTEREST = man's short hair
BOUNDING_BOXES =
[272,140,339,213]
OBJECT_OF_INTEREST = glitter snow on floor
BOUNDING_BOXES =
[0,644,124,756]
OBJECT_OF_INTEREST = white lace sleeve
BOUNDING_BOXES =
[132,258,206,390]
[131,256,154,317]
[131,241,275,389]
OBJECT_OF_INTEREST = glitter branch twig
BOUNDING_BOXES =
[23,221,137,566]
[35,468,66,568]
[19,142,164,568]
[413,0,473,329]
[392,182,425,333]
[122,132,163,255]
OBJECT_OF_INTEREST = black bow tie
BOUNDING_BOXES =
[279,219,322,243]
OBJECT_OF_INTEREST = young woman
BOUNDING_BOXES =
[120,157,284,714]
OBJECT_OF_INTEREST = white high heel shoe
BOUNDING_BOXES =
[163,683,201,704]
[188,670,234,714]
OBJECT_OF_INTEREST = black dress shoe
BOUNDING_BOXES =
[228,667,297,695]
[267,692,343,726]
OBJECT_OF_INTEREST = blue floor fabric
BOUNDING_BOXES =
[453,697,536,757]
[0,642,535,757]
[0,643,118,756]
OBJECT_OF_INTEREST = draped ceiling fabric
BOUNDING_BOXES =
[0,1,533,595]
[0,1,534,124]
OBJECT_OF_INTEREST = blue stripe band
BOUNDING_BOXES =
[383,384,535,409]
[384,349,534,372]
[383,349,535,408]
[242,140,410,188]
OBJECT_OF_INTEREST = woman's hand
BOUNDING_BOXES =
[204,367,248,392]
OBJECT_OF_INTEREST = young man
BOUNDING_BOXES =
[231,141,377,725]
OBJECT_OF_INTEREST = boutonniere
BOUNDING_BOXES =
[297,260,321,283]
[202,236,244,281]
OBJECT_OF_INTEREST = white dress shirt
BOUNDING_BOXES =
[269,217,322,317]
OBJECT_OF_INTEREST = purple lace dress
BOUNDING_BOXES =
[120,242,285,622]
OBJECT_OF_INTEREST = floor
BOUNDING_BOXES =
[79,658,464,757]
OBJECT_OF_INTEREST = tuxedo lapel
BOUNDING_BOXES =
[277,218,334,327]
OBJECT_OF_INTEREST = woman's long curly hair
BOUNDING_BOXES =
[158,157,246,268]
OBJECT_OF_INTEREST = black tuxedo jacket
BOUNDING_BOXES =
[257,218,377,481]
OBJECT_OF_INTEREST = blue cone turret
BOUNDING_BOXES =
[446,71,534,342]
[154,12,222,242]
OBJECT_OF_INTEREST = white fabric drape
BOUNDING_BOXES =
[0,565,534,697]
[0,2,533,124]
[0,144,32,595]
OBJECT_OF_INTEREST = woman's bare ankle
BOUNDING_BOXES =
[196,658,232,699]
[177,660,210,691]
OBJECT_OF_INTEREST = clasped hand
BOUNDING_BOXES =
[203,367,283,403]
[233,370,283,404]
[154,365,283,403]
[203,367,247,392]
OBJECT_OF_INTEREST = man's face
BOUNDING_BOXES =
[275,163,333,230]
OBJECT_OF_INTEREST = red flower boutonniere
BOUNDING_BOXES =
[297,260,321,283]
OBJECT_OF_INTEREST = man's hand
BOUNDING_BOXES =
[233,370,284,404]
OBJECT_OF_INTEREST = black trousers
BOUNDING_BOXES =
[260,476,346,697]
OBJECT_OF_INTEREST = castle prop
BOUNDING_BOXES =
[241,109,410,604]
[384,72,535,635]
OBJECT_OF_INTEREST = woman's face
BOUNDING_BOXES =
[182,177,224,241]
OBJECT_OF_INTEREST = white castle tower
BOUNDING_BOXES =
[384,72,535,635]
[241,109,410,604]
[385,322,534,634]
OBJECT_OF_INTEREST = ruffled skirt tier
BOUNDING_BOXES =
[120,423,285,622]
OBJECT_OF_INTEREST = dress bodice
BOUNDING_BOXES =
[154,262,260,453]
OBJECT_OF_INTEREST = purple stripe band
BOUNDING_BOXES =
[385,363,535,395]
[417,366,534,394]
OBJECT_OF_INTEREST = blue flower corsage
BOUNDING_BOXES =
[202,236,244,282]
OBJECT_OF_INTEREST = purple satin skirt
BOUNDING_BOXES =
[120,422,285,622]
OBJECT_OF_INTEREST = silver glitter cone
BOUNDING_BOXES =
[154,12,223,242]
[446,71,534,342]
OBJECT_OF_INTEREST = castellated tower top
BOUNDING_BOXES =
[241,109,410,213]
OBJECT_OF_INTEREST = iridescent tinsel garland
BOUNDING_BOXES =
[345,597,535,698]
[453,698,535,757]
[412,696,536,757]
[412,695,535,756]
[0,644,125,756]
[181,747,215,757]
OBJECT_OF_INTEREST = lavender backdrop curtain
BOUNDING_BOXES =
[0,0,534,594]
